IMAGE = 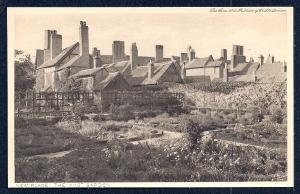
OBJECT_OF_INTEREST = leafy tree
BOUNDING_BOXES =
[15,49,35,92]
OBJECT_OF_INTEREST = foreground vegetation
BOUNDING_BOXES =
[15,81,287,182]
[15,112,287,182]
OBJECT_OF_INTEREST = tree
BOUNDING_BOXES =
[14,49,35,92]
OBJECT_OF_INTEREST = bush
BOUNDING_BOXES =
[185,119,215,150]
[135,110,157,119]
[111,104,136,121]
[252,111,264,122]
[271,109,284,124]
[92,114,105,122]
[72,102,87,118]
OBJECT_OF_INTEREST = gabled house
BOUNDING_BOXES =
[184,55,226,82]
[35,21,92,92]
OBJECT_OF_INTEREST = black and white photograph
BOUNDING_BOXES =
[7,7,293,187]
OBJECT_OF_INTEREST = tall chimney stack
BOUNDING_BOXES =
[181,62,186,83]
[258,55,264,67]
[180,53,188,64]
[50,30,62,59]
[79,21,89,57]
[112,41,125,63]
[155,45,163,63]
[188,46,195,62]
[92,47,101,68]
[221,49,227,61]
[130,42,138,70]
[148,59,154,79]
[223,62,228,82]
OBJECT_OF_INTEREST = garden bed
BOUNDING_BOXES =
[212,122,287,150]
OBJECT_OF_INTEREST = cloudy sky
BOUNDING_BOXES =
[13,8,289,62]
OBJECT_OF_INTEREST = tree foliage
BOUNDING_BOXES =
[15,49,35,92]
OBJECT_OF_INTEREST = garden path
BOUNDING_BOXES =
[130,125,184,146]
[25,149,75,160]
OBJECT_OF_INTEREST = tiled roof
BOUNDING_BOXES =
[55,55,81,72]
[185,55,213,69]
[69,67,108,79]
[94,72,121,91]
[37,42,79,69]
[142,61,175,85]
[125,60,181,86]
[206,60,224,67]
[124,65,148,86]
[105,61,131,73]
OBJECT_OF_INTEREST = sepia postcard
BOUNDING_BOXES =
[7,7,294,188]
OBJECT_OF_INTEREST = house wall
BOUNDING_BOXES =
[44,67,56,90]
[36,49,44,67]
[35,69,45,91]
[80,77,94,91]
[186,67,221,81]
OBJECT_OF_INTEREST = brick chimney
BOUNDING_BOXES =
[223,62,228,82]
[79,21,89,57]
[258,55,264,67]
[221,49,227,61]
[92,47,101,68]
[181,62,186,83]
[43,30,62,61]
[130,42,138,70]
[180,53,188,64]
[50,30,62,59]
[188,46,195,62]
[148,59,154,79]
[253,71,257,82]
[155,45,163,63]
[112,41,125,63]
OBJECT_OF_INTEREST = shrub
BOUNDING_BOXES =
[92,114,105,122]
[271,109,284,124]
[112,104,136,121]
[185,119,215,150]
[72,102,86,119]
[136,110,157,119]
[222,110,231,115]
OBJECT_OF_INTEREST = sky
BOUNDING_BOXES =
[14,8,288,62]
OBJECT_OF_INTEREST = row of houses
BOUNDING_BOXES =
[34,21,286,93]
